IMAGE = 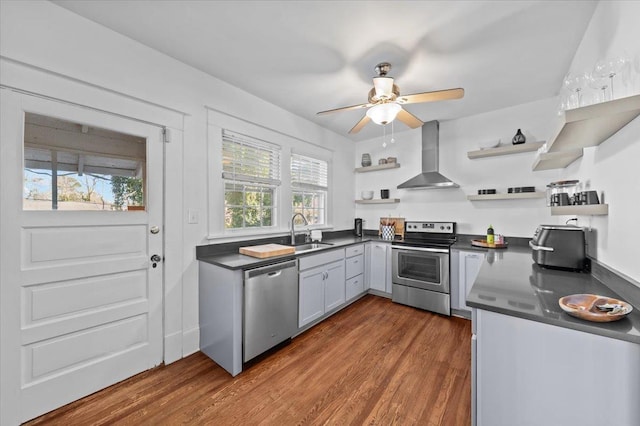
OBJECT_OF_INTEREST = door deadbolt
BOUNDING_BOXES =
[150,226,160,234]
[151,254,162,268]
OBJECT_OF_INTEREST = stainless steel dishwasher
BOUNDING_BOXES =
[243,259,298,362]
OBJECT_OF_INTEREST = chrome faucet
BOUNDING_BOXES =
[290,212,308,245]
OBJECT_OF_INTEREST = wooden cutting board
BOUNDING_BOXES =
[239,243,295,258]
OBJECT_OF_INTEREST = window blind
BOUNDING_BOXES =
[222,130,281,185]
[291,153,328,190]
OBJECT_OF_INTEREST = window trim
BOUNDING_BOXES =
[290,152,328,226]
[206,109,334,241]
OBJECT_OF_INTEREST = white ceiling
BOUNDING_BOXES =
[53,0,598,141]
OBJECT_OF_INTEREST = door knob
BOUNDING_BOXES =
[151,254,162,268]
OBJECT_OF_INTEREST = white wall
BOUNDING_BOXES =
[559,0,640,281]
[355,97,561,237]
[355,0,640,283]
[0,1,355,359]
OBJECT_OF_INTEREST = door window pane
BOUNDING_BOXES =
[23,113,146,211]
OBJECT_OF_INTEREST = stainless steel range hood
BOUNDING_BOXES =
[397,120,458,189]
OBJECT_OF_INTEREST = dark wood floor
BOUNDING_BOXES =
[27,295,472,425]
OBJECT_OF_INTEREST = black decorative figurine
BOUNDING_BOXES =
[512,129,526,145]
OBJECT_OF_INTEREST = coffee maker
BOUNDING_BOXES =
[354,218,363,237]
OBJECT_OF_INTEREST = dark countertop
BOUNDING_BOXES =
[196,230,393,270]
[467,246,640,344]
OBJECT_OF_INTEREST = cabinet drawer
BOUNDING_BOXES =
[346,274,364,300]
[299,248,345,271]
[345,254,364,279]
[345,244,364,258]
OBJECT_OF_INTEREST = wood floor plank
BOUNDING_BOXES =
[26,295,472,425]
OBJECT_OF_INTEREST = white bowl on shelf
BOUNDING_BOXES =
[361,190,374,200]
[478,139,500,150]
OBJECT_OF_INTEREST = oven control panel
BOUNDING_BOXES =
[405,221,455,233]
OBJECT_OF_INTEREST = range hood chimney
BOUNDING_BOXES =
[397,120,458,189]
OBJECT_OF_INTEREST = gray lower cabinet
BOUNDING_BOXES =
[368,242,391,293]
[345,244,365,300]
[473,308,640,426]
[298,249,346,328]
[451,249,485,313]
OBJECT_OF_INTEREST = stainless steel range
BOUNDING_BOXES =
[391,221,456,315]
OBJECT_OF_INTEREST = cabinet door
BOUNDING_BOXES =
[345,254,364,279]
[324,260,346,312]
[299,266,325,328]
[346,274,364,300]
[385,243,393,293]
[369,243,388,292]
[459,251,485,310]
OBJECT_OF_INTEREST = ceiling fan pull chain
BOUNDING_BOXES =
[391,121,395,144]
[382,124,387,148]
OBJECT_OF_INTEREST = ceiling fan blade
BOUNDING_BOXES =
[349,115,371,134]
[396,108,423,129]
[396,88,464,105]
[317,102,373,115]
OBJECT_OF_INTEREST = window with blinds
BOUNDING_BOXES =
[222,130,280,229]
[291,153,328,226]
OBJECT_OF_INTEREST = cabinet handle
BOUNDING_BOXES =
[354,260,358,263]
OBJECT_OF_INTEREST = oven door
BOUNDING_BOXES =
[392,246,450,293]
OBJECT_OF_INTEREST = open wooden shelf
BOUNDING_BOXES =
[355,163,400,173]
[355,198,400,204]
[467,141,545,159]
[532,149,584,171]
[533,94,640,170]
[467,192,546,201]
[550,204,608,216]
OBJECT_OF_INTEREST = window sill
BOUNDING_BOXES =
[207,225,334,244]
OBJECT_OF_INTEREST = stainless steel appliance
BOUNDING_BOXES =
[243,259,298,362]
[529,225,586,271]
[392,221,456,315]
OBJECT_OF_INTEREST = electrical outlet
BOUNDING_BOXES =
[188,209,199,224]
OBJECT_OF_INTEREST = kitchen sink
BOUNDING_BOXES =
[293,242,334,253]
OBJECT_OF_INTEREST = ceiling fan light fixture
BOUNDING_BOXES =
[366,103,401,125]
[373,77,394,99]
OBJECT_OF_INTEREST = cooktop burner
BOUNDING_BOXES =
[393,221,457,248]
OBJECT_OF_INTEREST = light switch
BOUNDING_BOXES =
[188,209,199,224]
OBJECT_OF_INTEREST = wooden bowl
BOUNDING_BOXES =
[558,294,633,322]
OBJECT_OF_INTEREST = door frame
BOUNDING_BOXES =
[0,63,185,423]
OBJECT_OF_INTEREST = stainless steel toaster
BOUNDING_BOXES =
[529,225,586,271]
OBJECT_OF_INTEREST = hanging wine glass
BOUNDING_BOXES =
[587,71,609,103]
[562,72,588,109]
[593,56,629,99]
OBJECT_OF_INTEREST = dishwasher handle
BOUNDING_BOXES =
[244,259,298,279]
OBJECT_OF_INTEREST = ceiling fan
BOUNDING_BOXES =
[317,62,464,134]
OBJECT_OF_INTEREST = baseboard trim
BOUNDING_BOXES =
[164,331,183,364]
[182,326,200,357]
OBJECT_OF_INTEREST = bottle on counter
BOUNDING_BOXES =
[487,224,495,245]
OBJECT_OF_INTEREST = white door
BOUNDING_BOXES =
[0,90,164,423]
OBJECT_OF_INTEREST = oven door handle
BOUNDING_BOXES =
[392,246,449,254]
